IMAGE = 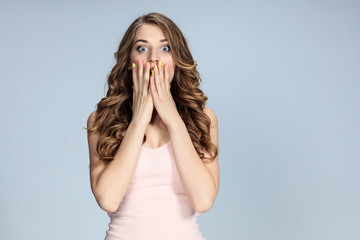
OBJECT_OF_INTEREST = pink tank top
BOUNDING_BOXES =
[104,140,206,240]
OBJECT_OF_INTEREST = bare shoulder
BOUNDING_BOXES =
[87,110,97,128]
[87,110,102,169]
[87,110,107,193]
[202,107,220,197]
[203,107,218,128]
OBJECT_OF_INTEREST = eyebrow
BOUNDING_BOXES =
[134,39,168,44]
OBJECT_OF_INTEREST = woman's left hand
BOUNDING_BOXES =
[150,61,181,128]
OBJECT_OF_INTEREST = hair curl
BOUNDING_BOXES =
[85,12,218,168]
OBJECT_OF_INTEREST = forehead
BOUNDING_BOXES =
[134,24,166,41]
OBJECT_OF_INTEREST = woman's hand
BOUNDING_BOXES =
[150,61,181,128]
[131,59,153,127]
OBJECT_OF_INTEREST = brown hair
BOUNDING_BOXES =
[85,12,218,167]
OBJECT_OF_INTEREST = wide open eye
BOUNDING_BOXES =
[137,46,147,52]
[162,46,170,52]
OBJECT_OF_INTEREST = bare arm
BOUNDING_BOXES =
[88,59,156,212]
[87,111,147,213]
[166,108,220,213]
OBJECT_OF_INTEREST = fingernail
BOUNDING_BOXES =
[151,70,154,76]
[159,61,162,67]
[132,86,134,90]
[132,63,135,68]
[155,65,158,71]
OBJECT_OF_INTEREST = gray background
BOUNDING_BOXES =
[1,0,359,239]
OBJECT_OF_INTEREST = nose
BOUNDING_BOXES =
[149,49,159,66]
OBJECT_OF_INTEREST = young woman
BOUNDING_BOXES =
[86,12,219,240]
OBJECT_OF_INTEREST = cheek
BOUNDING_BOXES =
[129,53,136,63]
[130,51,142,62]
[167,64,175,77]
[168,59,175,74]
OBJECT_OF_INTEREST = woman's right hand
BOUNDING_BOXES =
[131,59,153,126]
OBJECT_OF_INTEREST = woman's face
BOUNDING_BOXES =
[129,24,176,83]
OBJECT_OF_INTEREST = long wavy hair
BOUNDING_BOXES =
[85,12,218,168]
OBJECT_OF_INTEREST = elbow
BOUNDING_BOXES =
[194,199,214,213]
[193,189,218,213]
[96,192,123,213]
[92,184,127,213]
[100,202,118,213]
